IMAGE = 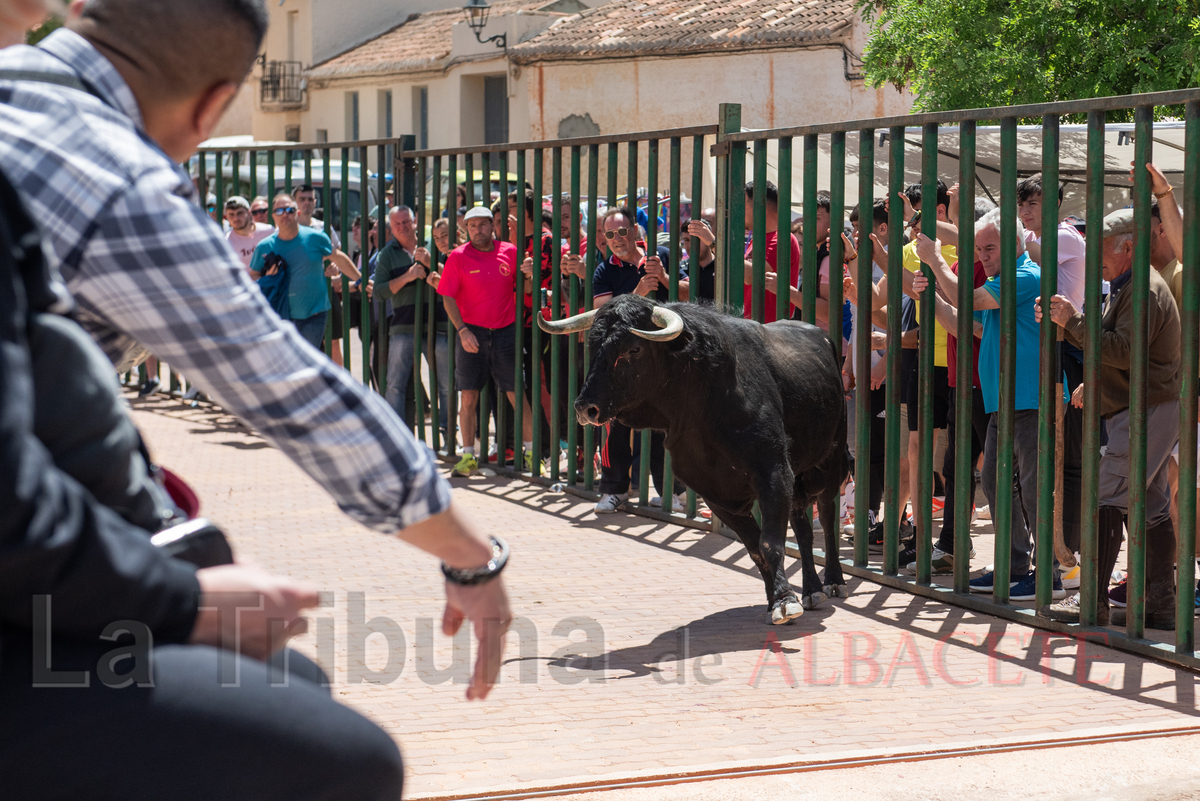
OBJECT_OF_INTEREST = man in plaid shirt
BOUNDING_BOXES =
[0,0,510,732]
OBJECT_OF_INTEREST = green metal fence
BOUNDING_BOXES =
[178,90,1200,670]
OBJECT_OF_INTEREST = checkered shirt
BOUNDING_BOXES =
[0,30,450,533]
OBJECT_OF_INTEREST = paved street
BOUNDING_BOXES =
[127,393,1200,800]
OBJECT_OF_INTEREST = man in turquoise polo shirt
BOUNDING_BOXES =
[250,192,360,349]
[912,209,1062,601]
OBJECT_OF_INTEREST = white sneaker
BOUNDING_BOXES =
[650,493,685,512]
[595,493,630,514]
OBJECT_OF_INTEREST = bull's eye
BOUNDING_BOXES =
[627,347,641,356]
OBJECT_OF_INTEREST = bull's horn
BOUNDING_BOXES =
[631,306,684,342]
[536,308,598,335]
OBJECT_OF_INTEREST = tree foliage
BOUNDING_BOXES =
[857,0,1200,116]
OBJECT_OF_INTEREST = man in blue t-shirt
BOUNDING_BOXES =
[250,193,361,350]
[569,205,686,514]
[911,209,1058,601]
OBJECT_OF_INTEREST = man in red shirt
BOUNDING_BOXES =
[741,180,802,323]
[431,206,534,476]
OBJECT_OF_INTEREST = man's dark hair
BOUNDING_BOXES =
[295,184,316,197]
[815,190,831,212]
[904,180,951,211]
[508,189,535,222]
[745,180,778,208]
[1017,173,1065,206]
[848,199,888,227]
[74,1,268,101]
[541,209,554,230]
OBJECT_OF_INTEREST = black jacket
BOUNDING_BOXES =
[0,168,199,649]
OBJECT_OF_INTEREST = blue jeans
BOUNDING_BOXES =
[291,311,328,351]
[385,331,449,432]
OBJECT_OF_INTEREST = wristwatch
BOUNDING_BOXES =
[441,536,509,586]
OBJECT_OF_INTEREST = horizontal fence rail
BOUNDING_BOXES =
[156,93,1200,671]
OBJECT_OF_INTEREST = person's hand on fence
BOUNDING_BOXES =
[323,259,340,279]
[443,577,513,701]
[413,247,431,269]
[912,270,929,295]
[764,270,779,295]
[947,182,961,225]
[896,191,916,224]
[458,327,480,353]
[1132,161,1173,197]
[635,273,660,297]
[687,219,715,246]
[643,255,667,285]
[189,563,320,662]
[1071,382,1085,409]
[870,353,887,390]
[426,270,441,290]
[843,273,856,304]
[561,254,587,279]
[365,278,374,300]
[521,256,535,281]
[914,232,941,267]
[408,263,429,284]
[1034,293,1077,327]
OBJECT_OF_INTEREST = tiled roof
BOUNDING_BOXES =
[306,1,545,80]
[512,0,855,62]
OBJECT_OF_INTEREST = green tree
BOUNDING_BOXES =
[858,0,1200,116]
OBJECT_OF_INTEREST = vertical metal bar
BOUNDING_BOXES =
[777,138,793,323]
[514,149,526,472]
[446,152,459,458]
[198,149,208,215]
[1078,111,1105,625]
[267,149,275,201]
[1127,104,1154,638]
[413,157,427,440]
[954,121,977,594]
[686,135,703,517]
[284,148,293,195]
[884,125,905,576]
[584,144,599,490]
[378,143,390,396]
[660,136,682,507]
[802,134,818,324]
[360,148,371,387]
[639,140,658,505]
[214,150,225,225]
[726,118,746,308]
[751,140,768,323]
[916,123,937,585]
[341,149,352,370]
[567,145,581,485]
[994,116,1018,605]
[317,149,333,359]
[1036,114,1061,610]
[550,147,563,481]
[494,151,508,466]
[829,133,846,349]
[855,128,875,568]
[1177,100,1200,652]
[230,150,239,200]
[424,151,440,449]
[530,148,544,475]
[249,148,258,205]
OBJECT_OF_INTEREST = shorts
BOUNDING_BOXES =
[906,365,949,431]
[455,323,517,393]
[329,290,363,337]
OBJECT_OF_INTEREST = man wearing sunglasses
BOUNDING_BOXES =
[250,195,272,226]
[584,205,687,514]
[249,193,360,349]
[225,195,273,270]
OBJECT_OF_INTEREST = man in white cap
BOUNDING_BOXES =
[1036,207,1181,627]
[224,195,272,270]
[430,205,534,476]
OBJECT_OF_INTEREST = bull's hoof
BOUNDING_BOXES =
[801,591,829,610]
[769,599,804,625]
[823,583,850,598]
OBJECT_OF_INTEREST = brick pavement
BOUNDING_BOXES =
[126,393,1200,800]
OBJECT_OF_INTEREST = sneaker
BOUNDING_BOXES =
[182,385,200,401]
[452,452,478,477]
[906,546,957,575]
[969,570,1022,594]
[594,492,629,514]
[897,545,917,567]
[650,493,685,512]
[1109,578,1127,608]
[1009,570,1067,601]
[137,377,161,397]
[1061,563,1081,590]
[867,521,885,552]
[931,496,945,520]
[1041,592,1083,623]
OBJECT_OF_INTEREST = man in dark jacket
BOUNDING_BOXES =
[373,205,449,432]
[1037,208,1182,627]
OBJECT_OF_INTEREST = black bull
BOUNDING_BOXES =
[539,294,851,625]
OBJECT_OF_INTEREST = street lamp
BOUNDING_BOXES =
[463,0,506,49]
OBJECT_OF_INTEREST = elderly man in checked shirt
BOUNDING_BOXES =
[0,0,510,703]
